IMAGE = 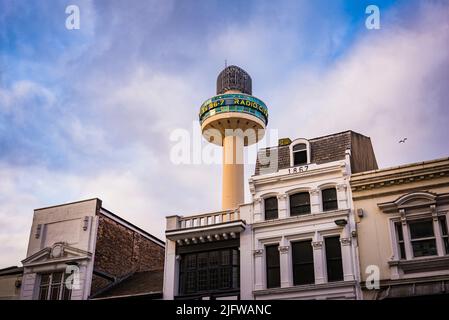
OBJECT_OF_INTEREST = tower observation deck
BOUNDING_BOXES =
[199,66,268,210]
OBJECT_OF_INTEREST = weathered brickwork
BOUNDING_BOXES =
[255,130,378,175]
[91,214,164,295]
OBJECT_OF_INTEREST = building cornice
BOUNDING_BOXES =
[251,209,350,229]
[350,158,449,193]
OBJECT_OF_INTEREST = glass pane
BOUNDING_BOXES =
[395,222,404,241]
[399,243,406,260]
[325,237,343,282]
[50,285,60,300]
[412,239,437,257]
[290,192,311,216]
[440,216,448,236]
[409,220,434,239]
[209,269,219,290]
[293,150,307,165]
[266,245,280,288]
[62,286,72,300]
[322,188,338,211]
[40,274,50,285]
[198,270,208,291]
[38,286,48,300]
[293,143,306,151]
[221,250,230,265]
[51,272,62,284]
[264,197,278,210]
[292,240,315,285]
[265,197,278,219]
[197,253,208,269]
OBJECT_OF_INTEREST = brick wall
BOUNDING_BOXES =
[90,214,164,295]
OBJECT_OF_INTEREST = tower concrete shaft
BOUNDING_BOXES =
[222,134,244,210]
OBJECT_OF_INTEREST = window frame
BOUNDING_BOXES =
[291,239,315,285]
[264,196,279,220]
[322,187,338,212]
[289,192,311,216]
[391,213,449,261]
[289,139,311,167]
[324,236,344,282]
[265,244,281,289]
[38,271,72,300]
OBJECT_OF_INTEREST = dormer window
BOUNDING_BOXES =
[289,139,310,167]
[293,144,307,166]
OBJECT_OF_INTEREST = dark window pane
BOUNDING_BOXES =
[62,286,72,300]
[266,245,280,288]
[439,216,448,236]
[198,270,208,291]
[38,286,48,300]
[395,222,406,260]
[322,188,338,211]
[50,285,60,300]
[179,249,239,295]
[292,240,315,285]
[396,222,404,241]
[264,197,278,220]
[409,220,434,239]
[293,143,307,151]
[412,239,437,257]
[293,150,307,166]
[40,274,50,285]
[290,192,311,216]
[325,237,343,282]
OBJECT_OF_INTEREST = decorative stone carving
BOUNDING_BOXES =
[253,249,264,257]
[309,189,320,196]
[35,224,42,239]
[278,246,289,254]
[337,184,347,191]
[399,209,407,225]
[83,216,89,231]
[340,238,351,246]
[312,241,323,250]
[277,194,287,200]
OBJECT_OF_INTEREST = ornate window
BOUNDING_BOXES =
[290,192,311,216]
[264,197,278,220]
[38,272,72,300]
[379,192,449,266]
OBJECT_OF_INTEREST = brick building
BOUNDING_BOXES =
[19,198,164,300]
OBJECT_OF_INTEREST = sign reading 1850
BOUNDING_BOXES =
[199,93,268,125]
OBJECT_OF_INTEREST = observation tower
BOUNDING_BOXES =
[199,66,269,210]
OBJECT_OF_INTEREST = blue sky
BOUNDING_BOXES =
[1,0,448,268]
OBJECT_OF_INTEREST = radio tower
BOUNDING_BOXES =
[199,66,269,210]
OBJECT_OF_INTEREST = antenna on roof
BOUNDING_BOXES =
[225,59,227,68]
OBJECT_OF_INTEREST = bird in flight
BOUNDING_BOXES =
[399,138,408,143]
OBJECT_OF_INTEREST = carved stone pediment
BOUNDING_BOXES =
[22,242,91,266]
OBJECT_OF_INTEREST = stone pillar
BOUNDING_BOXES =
[254,198,263,223]
[163,239,179,300]
[340,237,355,281]
[277,194,288,218]
[254,249,265,290]
[310,189,320,214]
[312,239,325,284]
[336,184,348,210]
[399,209,413,260]
[279,240,291,288]
[432,205,445,256]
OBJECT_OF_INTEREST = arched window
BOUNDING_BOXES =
[292,143,308,166]
[290,192,311,216]
[322,188,338,211]
[264,197,278,220]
